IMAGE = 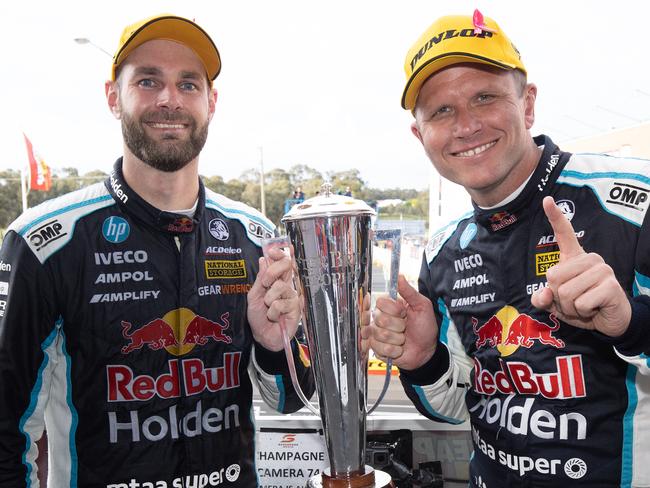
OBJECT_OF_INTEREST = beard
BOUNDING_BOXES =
[120,107,209,173]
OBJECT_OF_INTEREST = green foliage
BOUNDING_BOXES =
[0,164,428,230]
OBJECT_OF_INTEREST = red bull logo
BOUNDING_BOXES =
[183,313,232,346]
[120,308,232,356]
[474,355,586,399]
[472,306,564,356]
[167,216,194,233]
[488,211,517,231]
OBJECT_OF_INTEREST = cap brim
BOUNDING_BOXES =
[401,52,517,110]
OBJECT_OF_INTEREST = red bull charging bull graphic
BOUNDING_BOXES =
[472,305,564,356]
[120,308,231,356]
[107,308,241,445]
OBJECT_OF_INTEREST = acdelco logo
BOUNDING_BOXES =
[410,29,494,71]
[27,220,66,251]
[607,182,648,212]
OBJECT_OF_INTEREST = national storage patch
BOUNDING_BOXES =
[205,259,247,279]
[535,251,560,276]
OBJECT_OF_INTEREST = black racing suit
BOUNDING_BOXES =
[400,136,650,487]
[0,159,315,487]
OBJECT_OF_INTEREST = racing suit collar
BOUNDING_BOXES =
[473,135,569,232]
[104,158,205,234]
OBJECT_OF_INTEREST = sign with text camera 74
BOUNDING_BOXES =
[256,430,329,487]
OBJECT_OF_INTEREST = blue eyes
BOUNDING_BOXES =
[137,79,198,91]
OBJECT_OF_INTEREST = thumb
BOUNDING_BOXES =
[397,275,423,306]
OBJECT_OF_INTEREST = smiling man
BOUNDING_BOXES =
[0,14,314,487]
[369,10,650,488]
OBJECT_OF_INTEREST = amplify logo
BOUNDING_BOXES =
[120,308,231,355]
[472,305,564,356]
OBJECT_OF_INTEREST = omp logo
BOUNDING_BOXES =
[205,260,247,279]
[535,251,560,276]
[248,221,273,239]
[0,281,9,295]
[102,216,130,243]
[27,220,66,251]
[607,182,649,211]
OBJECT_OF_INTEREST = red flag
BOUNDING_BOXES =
[23,134,52,191]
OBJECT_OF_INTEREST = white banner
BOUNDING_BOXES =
[256,430,329,487]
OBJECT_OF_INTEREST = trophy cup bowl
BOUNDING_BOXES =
[282,187,396,488]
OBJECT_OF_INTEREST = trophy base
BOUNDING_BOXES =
[306,465,394,488]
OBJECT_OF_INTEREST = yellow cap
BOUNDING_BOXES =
[401,11,525,110]
[111,14,221,82]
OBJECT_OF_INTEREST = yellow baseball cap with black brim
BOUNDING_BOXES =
[111,14,221,83]
[401,12,525,110]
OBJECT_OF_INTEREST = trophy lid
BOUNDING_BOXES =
[282,183,376,222]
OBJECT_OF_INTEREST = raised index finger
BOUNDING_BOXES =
[542,196,583,259]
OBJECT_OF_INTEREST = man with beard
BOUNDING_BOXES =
[0,14,314,487]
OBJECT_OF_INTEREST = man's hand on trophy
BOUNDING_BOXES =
[370,275,438,370]
[247,245,301,352]
[360,292,372,362]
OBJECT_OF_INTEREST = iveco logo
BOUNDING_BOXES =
[27,220,67,251]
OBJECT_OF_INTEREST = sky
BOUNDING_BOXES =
[2,0,650,199]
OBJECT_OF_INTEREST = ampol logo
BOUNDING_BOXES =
[472,305,564,356]
[120,308,231,356]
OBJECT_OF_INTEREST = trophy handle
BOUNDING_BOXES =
[367,229,401,415]
[261,237,320,416]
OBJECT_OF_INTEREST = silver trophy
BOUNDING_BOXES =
[281,185,400,488]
